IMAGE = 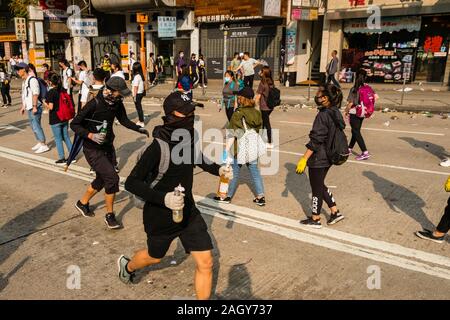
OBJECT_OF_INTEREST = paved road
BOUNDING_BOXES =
[1,91,450,299]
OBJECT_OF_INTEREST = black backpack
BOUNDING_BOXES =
[26,76,48,102]
[326,110,349,166]
[267,86,281,109]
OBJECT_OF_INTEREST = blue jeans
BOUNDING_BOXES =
[27,105,46,143]
[228,158,265,199]
[51,122,72,160]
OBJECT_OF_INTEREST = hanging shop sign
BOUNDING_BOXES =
[291,8,318,20]
[286,21,297,65]
[344,16,421,34]
[39,0,68,20]
[263,0,281,17]
[158,16,176,38]
[14,17,27,41]
[68,18,99,37]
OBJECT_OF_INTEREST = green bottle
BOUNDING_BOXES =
[99,120,107,144]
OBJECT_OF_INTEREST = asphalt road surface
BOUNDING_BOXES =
[1,92,449,299]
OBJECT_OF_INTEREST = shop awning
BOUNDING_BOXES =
[344,16,421,34]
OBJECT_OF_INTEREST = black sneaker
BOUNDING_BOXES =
[55,158,66,166]
[415,229,445,244]
[105,213,121,229]
[253,197,266,206]
[213,196,231,204]
[300,217,322,229]
[327,211,345,225]
[75,200,94,217]
[114,165,120,173]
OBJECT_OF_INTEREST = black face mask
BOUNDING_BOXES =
[314,96,323,106]
[163,114,195,129]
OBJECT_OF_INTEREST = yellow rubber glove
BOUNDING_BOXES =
[445,176,450,192]
[296,157,307,174]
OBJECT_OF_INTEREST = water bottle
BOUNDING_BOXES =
[172,184,185,223]
[99,120,107,144]
[217,153,232,199]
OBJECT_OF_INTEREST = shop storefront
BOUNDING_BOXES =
[125,10,195,79]
[415,15,450,83]
[324,0,450,85]
[340,16,421,84]
[200,19,284,80]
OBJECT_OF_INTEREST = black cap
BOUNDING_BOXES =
[163,91,203,116]
[105,77,131,97]
[234,87,255,99]
[14,62,28,70]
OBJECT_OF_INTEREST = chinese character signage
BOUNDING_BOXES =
[158,16,176,38]
[39,0,68,19]
[69,18,98,37]
[291,8,318,21]
[14,18,27,41]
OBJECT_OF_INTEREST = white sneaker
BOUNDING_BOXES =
[31,143,41,151]
[34,145,50,154]
[136,121,145,128]
[440,158,450,167]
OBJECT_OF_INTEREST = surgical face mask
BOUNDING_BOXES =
[224,77,231,83]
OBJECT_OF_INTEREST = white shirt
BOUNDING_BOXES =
[21,75,40,110]
[239,58,257,76]
[78,70,91,103]
[111,70,125,80]
[62,67,73,93]
[132,74,144,94]
[9,58,16,66]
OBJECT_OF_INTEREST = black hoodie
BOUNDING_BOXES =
[125,125,221,236]
[70,91,142,150]
[306,105,346,168]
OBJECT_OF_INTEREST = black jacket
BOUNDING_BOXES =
[306,106,346,168]
[70,91,141,150]
[125,139,220,236]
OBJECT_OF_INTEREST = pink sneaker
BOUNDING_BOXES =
[356,151,370,161]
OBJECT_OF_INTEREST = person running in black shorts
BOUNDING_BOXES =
[71,77,149,229]
[118,90,233,300]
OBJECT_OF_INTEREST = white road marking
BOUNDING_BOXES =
[204,141,450,176]
[0,125,23,132]
[278,121,446,137]
[1,145,450,281]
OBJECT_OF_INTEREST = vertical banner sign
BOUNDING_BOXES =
[158,16,176,38]
[14,18,27,41]
[286,21,297,65]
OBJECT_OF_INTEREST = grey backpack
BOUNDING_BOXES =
[132,138,170,209]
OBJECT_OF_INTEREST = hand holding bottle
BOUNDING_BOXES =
[219,165,233,180]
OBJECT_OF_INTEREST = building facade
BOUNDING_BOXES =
[321,0,450,85]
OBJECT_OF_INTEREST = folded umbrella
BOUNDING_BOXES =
[64,134,84,172]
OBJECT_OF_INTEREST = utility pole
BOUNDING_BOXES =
[137,13,148,81]
[220,24,229,81]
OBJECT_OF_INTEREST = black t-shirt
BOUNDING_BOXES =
[46,88,63,125]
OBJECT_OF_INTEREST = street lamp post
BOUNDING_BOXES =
[137,13,148,81]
